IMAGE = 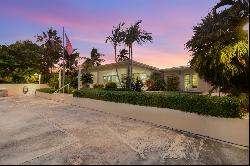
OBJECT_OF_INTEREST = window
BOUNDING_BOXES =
[192,74,198,88]
[103,75,118,83]
[184,74,190,90]
[103,76,108,83]
[111,75,117,82]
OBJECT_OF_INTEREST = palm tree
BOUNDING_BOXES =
[117,49,129,62]
[106,22,125,87]
[124,20,153,88]
[90,48,105,66]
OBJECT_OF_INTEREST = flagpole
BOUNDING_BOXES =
[78,63,81,90]
[62,27,65,93]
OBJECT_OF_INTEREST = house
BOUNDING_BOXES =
[87,60,213,93]
[88,61,159,87]
[161,66,213,93]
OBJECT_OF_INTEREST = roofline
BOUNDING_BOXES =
[161,65,191,71]
[89,60,160,71]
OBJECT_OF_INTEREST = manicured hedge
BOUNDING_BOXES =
[37,87,75,94]
[73,89,242,118]
[36,88,56,94]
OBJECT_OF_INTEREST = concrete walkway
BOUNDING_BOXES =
[0,96,248,165]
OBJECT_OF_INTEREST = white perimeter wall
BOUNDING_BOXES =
[36,92,249,147]
[0,84,48,96]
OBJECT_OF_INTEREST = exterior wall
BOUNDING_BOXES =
[0,84,48,96]
[90,65,156,87]
[164,68,213,93]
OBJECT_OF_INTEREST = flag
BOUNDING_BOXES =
[65,33,73,55]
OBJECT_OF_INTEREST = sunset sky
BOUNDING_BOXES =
[0,0,219,69]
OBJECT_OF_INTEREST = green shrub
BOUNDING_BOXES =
[131,77,143,92]
[93,84,104,89]
[104,88,132,91]
[73,89,242,118]
[37,87,75,94]
[105,82,117,90]
[36,88,56,94]
[145,79,166,91]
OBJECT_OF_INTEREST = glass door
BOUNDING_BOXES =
[184,74,190,91]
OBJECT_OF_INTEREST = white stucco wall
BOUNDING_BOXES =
[90,65,155,87]
[0,84,48,96]
[36,91,249,147]
[163,68,214,93]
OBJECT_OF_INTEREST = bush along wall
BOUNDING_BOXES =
[73,89,242,118]
[37,87,74,94]
[36,88,56,94]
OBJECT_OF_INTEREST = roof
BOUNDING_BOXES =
[161,65,191,71]
[88,60,160,71]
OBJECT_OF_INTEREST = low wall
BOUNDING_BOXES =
[36,91,249,147]
[0,84,48,96]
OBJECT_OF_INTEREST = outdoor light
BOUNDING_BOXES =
[243,22,249,31]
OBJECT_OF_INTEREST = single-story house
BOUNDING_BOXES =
[86,60,214,93]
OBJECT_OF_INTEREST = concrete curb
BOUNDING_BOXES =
[36,91,249,147]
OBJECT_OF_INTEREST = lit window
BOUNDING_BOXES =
[103,76,107,83]
[192,74,198,88]
[111,75,118,82]
[184,74,190,90]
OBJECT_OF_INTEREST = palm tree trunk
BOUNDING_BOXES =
[127,46,131,88]
[114,46,122,87]
[131,44,133,85]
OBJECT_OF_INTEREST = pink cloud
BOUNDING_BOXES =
[1,3,117,34]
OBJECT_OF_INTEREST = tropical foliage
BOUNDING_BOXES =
[35,27,63,82]
[117,49,129,62]
[106,20,153,89]
[185,0,249,95]
[145,72,166,91]
[81,72,93,88]
[0,41,43,83]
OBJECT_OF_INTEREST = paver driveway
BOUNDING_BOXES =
[0,96,249,165]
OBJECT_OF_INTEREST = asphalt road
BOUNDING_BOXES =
[0,96,248,165]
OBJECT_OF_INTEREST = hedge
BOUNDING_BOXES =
[37,87,75,94]
[36,88,56,94]
[73,89,242,118]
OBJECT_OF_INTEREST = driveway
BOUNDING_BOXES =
[0,96,248,165]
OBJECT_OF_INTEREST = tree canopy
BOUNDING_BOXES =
[185,0,249,95]
[0,40,43,83]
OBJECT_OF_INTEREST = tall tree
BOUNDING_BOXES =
[106,22,125,87]
[58,49,80,76]
[185,0,249,95]
[35,27,62,81]
[124,20,153,88]
[0,41,43,83]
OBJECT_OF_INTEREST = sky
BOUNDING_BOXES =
[0,0,220,69]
